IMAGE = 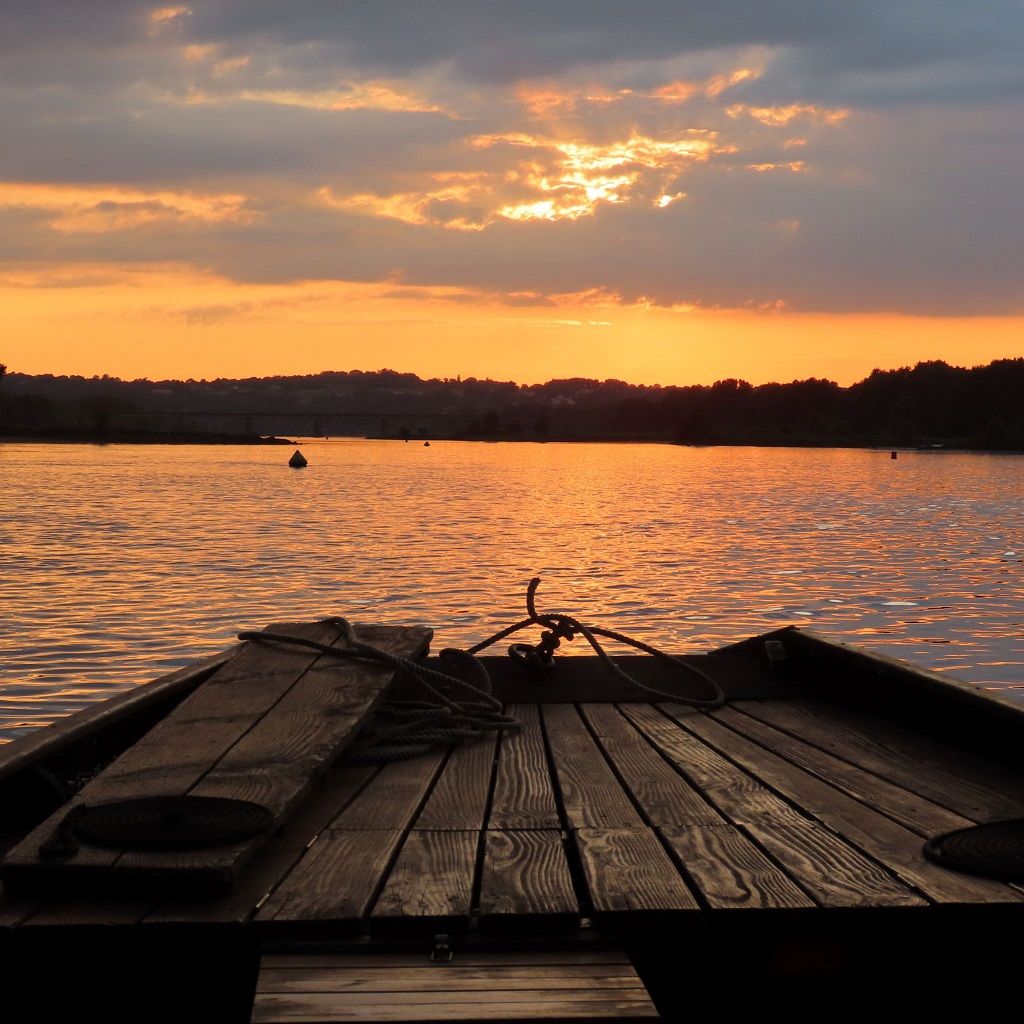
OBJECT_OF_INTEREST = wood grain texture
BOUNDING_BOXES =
[3,620,343,879]
[668,704,1024,905]
[3,622,430,897]
[574,827,698,914]
[252,951,658,1022]
[265,952,632,969]
[660,824,813,910]
[620,704,925,908]
[332,751,446,829]
[737,698,1024,822]
[716,705,972,837]
[258,968,640,993]
[251,993,658,1021]
[542,704,643,828]
[148,763,376,925]
[257,829,404,925]
[580,704,720,826]
[370,830,478,929]
[415,734,498,830]
[478,830,578,925]
[488,705,560,830]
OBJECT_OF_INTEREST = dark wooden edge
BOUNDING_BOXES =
[400,652,782,703]
[0,646,241,785]
[716,626,1024,753]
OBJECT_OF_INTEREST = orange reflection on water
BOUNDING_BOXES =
[1,441,1022,739]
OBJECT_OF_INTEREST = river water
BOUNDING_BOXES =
[2,440,1022,741]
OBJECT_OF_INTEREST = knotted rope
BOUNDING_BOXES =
[465,577,727,709]
[237,578,726,763]
[238,617,518,764]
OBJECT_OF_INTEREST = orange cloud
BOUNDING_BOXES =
[747,161,807,173]
[322,130,721,228]
[519,68,759,116]
[517,85,632,116]
[185,80,446,114]
[727,103,848,126]
[0,183,254,233]
[652,68,759,104]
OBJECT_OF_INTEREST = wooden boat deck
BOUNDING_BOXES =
[4,624,1024,1019]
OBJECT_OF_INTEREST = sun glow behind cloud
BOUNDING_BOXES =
[322,130,722,228]
[3,3,1022,383]
[5,261,1023,386]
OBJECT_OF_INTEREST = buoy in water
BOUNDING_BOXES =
[424,441,430,447]
[289,449,308,469]
[891,451,898,460]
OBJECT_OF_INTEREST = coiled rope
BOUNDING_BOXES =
[237,577,727,764]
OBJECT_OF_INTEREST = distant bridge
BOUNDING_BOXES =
[112,408,570,438]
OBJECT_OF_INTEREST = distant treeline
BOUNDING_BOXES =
[1,359,1023,448]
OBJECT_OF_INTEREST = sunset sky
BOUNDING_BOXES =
[3,3,1022,385]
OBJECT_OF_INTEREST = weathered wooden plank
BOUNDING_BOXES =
[579,705,813,910]
[620,704,925,908]
[716,705,972,837]
[737,698,1024,822]
[264,952,632,969]
[660,824,813,910]
[251,993,658,1021]
[574,827,699,915]
[3,623,431,895]
[149,764,377,926]
[542,705,643,829]
[258,968,641,992]
[253,990,652,1006]
[666,704,1024,905]
[478,830,578,926]
[488,705,560,830]
[457,651,777,703]
[415,734,498,830]
[370,830,478,931]
[258,829,404,926]
[332,751,446,829]
[580,704,720,826]
[2,621,344,881]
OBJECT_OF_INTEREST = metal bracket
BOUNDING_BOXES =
[430,934,454,963]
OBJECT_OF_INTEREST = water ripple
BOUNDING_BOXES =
[2,440,1022,741]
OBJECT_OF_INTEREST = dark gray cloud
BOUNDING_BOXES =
[1,1,1022,316]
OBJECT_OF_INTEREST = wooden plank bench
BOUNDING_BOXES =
[1,622,430,895]
[251,950,660,1022]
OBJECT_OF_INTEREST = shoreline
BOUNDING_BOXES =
[1,429,1020,454]
[0,430,293,446]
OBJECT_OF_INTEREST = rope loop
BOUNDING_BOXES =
[237,576,727,764]
[468,577,727,710]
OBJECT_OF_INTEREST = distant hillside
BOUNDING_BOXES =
[1,359,1023,448]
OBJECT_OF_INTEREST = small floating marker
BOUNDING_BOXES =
[424,441,430,447]
[288,449,307,469]
[891,451,898,459]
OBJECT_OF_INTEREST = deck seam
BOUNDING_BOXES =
[719,704,971,838]
[575,703,706,911]
[724,704,978,831]
[360,747,454,930]
[468,719,504,917]
[651,703,936,905]
[610,703,827,910]
[536,703,594,917]
[721,702,1024,901]
[242,763,386,924]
